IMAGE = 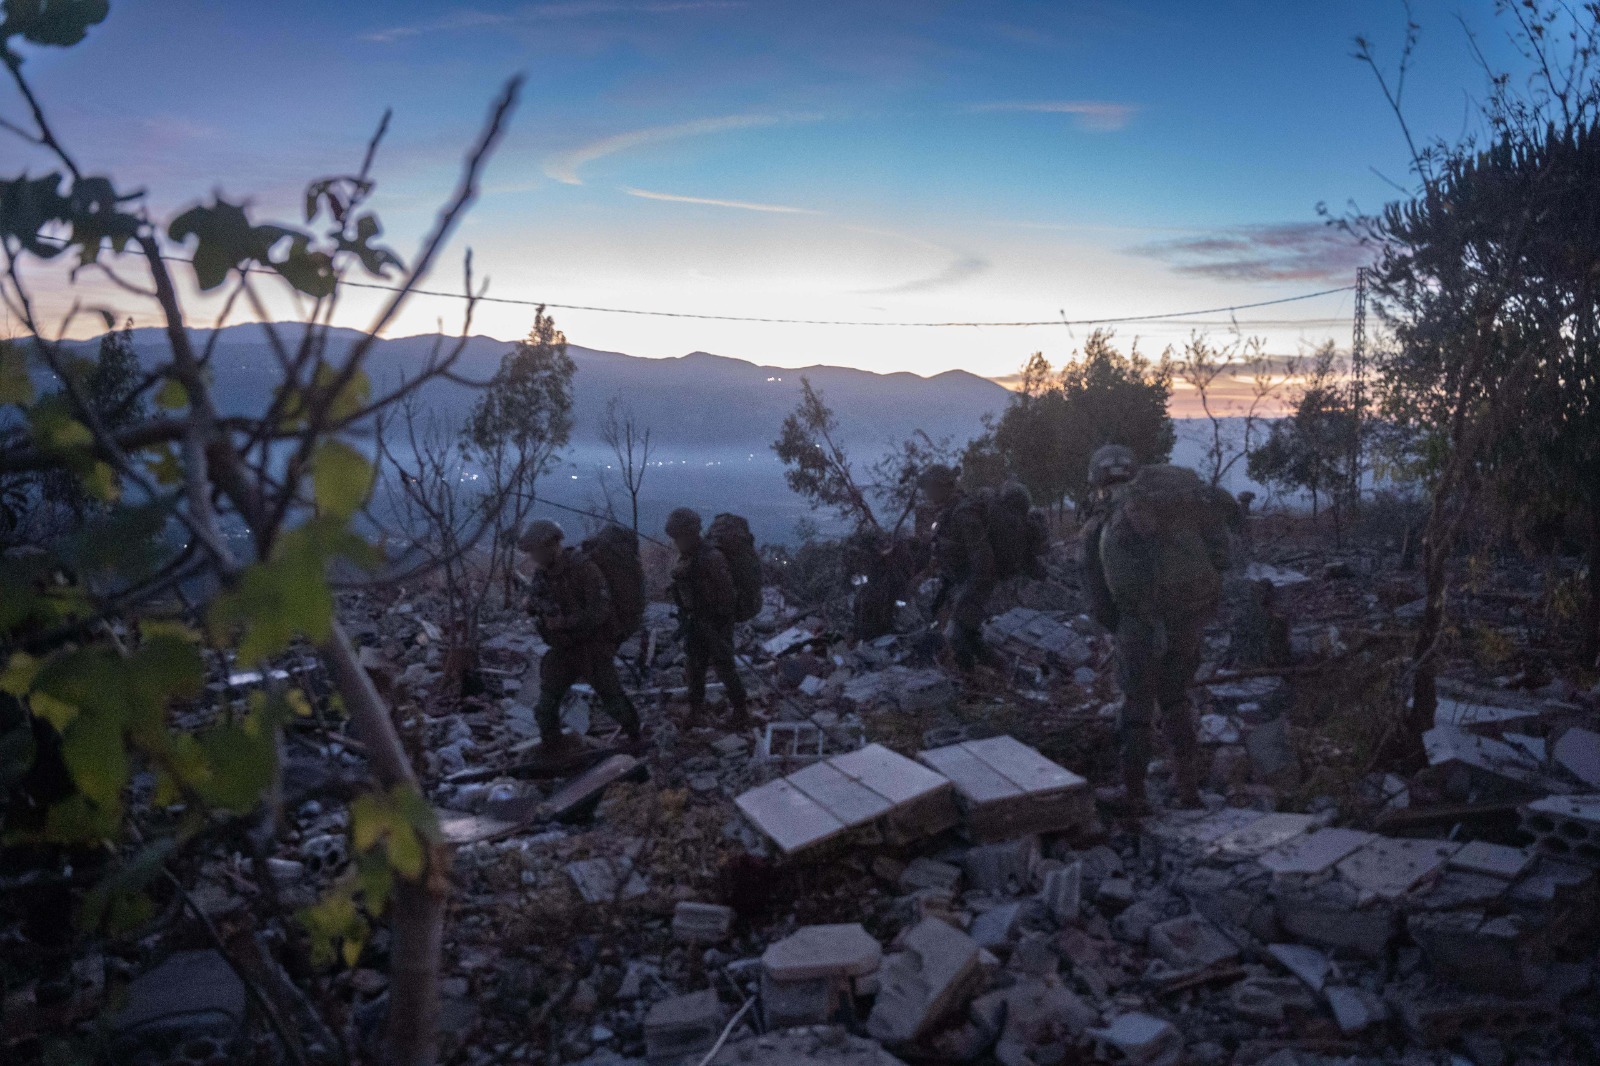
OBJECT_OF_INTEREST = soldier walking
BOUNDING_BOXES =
[918,464,1000,672]
[1080,445,1240,813]
[665,507,750,729]
[520,519,642,762]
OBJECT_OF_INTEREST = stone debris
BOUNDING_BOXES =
[762,924,882,982]
[866,918,982,1044]
[1521,793,1600,865]
[981,608,1094,668]
[643,990,725,1064]
[1086,1012,1182,1066]
[672,902,734,944]
[110,950,248,1065]
[1553,726,1600,786]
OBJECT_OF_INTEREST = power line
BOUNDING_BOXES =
[335,278,1355,329]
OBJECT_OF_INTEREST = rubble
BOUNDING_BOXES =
[109,950,248,1066]
[643,990,725,1064]
[918,735,1093,841]
[866,918,982,1044]
[981,607,1094,668]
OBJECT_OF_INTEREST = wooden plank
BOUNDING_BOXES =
[736,778,847,854]
[788,761,895,828]
[830,743,950,805]
[918,743,1026,804]
[961,736,1085,795]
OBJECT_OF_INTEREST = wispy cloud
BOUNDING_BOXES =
[544,112,820,185]
[361,1,742,44]
[844,226,990,294]
[622,186,821,214]
[1132,222,1368,283]
[966,100,1138,132]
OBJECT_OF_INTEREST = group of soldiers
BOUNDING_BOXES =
[517,444,1240,814]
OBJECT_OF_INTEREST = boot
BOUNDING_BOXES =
[530,730,587,773]
[1098,753,1150,818]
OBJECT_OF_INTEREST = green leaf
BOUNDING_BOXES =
[387,824,423,880]
[61,711,126,810]
[0,343,33,405]
[312,440,372,518]
[354,851,393,914]
[155,378,187,410]
[341,935,364,968]
[194,719,275,813]
[0,651,41,696]
[29,691,77,731]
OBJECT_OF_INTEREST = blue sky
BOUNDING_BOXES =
[6,0,1530,377]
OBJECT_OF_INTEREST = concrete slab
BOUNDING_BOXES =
[1206,812,1316,860]
[829,743,950,806]
[1268,943,1334,991]
[787,762,895,828]
[961,735,1087,794]
[736,777,848,855]
[1449,841,1534,881]
[866,919,982,1044]
[1554,727,1600,787]
[1258,828,1378,877]
[762,924,882,982]
[917,744,1025,804]
[1336,837,1459,900]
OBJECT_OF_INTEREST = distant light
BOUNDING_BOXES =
[570,475,578,480]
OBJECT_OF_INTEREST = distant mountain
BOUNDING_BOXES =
[114,325,1009,452]
[93,324,1010,543]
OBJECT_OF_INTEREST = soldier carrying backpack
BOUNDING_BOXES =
[919,465,1052,671]
[666,507,751,729]
[1080,445,1242,813]
[519,519,643,763]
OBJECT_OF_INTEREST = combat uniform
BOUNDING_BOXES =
[932,490,1000,671]
[671,539,750,725]
[1081,451,1237,808]
[529,545,641,745]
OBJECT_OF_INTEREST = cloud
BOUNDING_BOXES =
[622,186,821,214]
[361,1,742,44]
[1132,222,1369,283]
[543,112,819,185]
[966,100,1138,132]
[867,253,990,294]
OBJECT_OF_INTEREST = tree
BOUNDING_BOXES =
[772,377,884,531]
[0,6,524,1062]
[1247,342,1358,524]
[464,308,575,606]
[1347,0,1600,756]
[984,331,1175,511]
[1173,331,1284,489]
[598,394,654,533]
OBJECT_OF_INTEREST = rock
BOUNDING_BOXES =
[1086,1012,1181,1066]
[900,857,963,895]
[979,979,1098,1066]
[1095,877,1136,913]
[110,950,247,1064]
[970,901,1028,950]
[673,902,735,945]
[762,924,882,982]
[962,837,1040,895]
[566,857,648,904]
[1146,914,1239,971]
[1324,985,1387,1035]
[643,990,724,1065]
[1111,900,1166,945]
[1038,861,1081,924]
[1266,943,1334,991]
[1230,976,1316,1025]
[866,919,982,1044]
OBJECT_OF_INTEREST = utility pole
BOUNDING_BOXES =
[1347,265,1368,506]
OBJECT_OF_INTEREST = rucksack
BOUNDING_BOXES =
[580,525,646,642]
[1099,464,1236,612]
[973,482,1050,580]
[706,512,763,623]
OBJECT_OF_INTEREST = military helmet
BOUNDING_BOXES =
[518,518,564,552]
[665,507,702,537]
[1087,444,1138,489]
[999,479,1033,513]
[917,463,960,493]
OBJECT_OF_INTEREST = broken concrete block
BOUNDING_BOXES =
[1086,1012,1181,1066]
[762,924,881,982]
[969,901,1028,950]
[1520,794,1600,866]
[982,607,1093,669]
[1038,861,1081,924]
[1258,827,1376,878]
[1324,985,1387,1035]
[866,919,982,1044]
[644,990,725,1064]
[1206,811,1315,861]
[1267,943,1334,991]
[1111,899,1167,945]
[1335,837,1459,900]
[759,969,844,1030]
[672,902,734,944]
[1007,932,1059,978]
[1095,877,1137,913]
[110,950,247,1064]
[962,836,1040,894]
[1407,911,1549,994]
[1423,724,1557,800]
[1553,727,1600,787]
[1274,880,1399,958]
[1230,976,1316,1025]
[983,978,1098,1066]
[1396,992,1560,1046]
[900,856,963,895]
[1146,914,1239,971]
[566,857,648,904]
[1449,840,1534,880]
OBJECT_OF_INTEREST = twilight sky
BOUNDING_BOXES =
[6,0,1531,378]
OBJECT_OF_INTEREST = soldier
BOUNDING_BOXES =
[666,507,750,728]
[1080,445,1239,814]
[919,464,1000,672]
[520,519,642,761]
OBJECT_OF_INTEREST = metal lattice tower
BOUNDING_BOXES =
[1348,266,1368,495]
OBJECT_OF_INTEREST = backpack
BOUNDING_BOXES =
[978,482,1050,580]
[580,525,646,642]
[1099,464,1235,613]
[706,512,763,623]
